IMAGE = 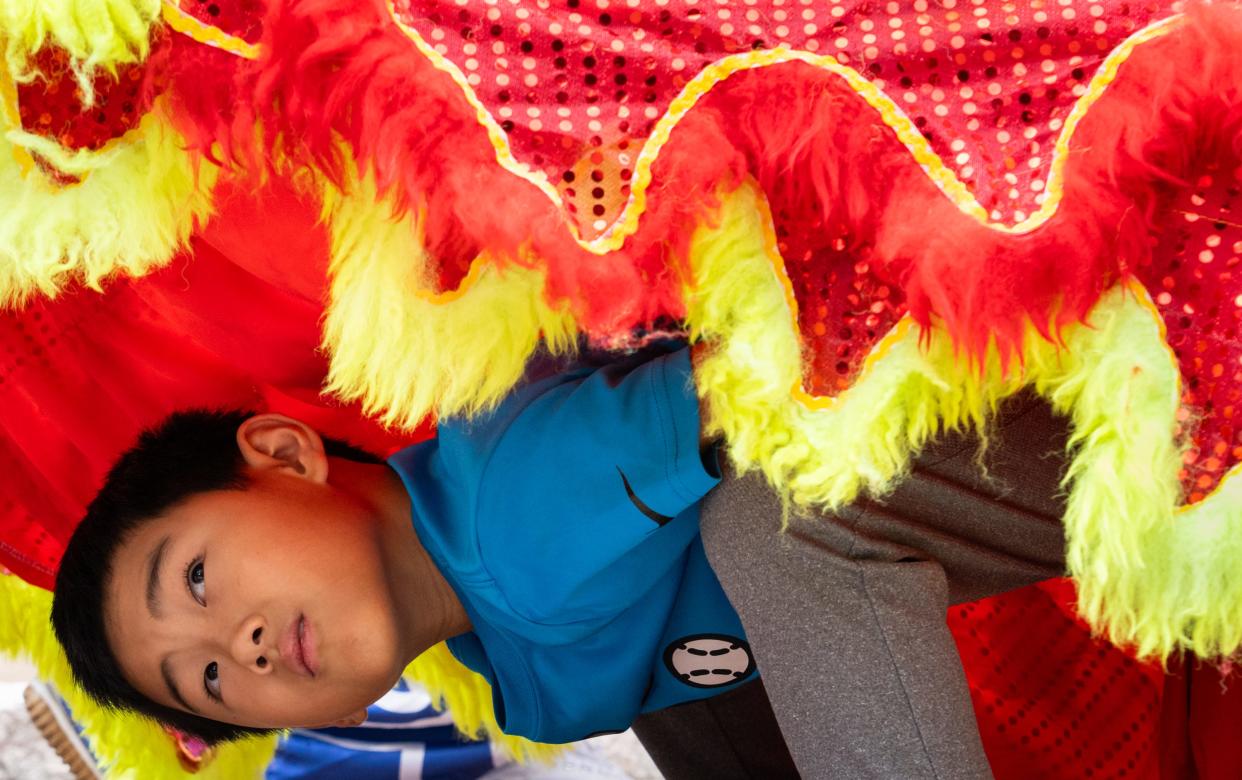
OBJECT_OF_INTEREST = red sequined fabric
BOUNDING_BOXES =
[11,0,263,164]
[1137,166,1242,502]
[15,44,160,152]
[950,581,1167,779]
[392,0,1170,233]
[790,245,909,394]
[382,0,1182,388]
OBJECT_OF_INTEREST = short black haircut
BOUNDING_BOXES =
[51,409,381,744]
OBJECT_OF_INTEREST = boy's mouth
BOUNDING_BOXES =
[281,614,319,678]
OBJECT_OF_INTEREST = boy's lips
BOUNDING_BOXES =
[280,615,319,678]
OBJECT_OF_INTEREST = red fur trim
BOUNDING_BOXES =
[878,3,1242,357]
[173,0,747,335]
[704,3,1242,361]
[159,1,1242,359]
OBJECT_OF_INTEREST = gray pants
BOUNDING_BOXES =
[634,394,1069,779]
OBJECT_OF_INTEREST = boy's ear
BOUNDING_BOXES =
[236,414,329,483]
[312,709,368,729]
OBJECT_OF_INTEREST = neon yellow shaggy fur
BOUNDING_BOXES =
[0,108,216,308]
[1,0,160,81]
[404,643,562,763]
[1024,284,1242,662]
[689,185,1242,664]
[686,183,1015,512]
[0,163,1235,780]
[320,173,578,429]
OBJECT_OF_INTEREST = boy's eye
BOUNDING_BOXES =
[186,559,206,606]
[204,661,222,701]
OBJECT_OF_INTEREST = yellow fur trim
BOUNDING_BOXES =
[1,0,160,80]
[690,210,1238,663]
[686,182,1013,510]
[1022,283,1242,662]
[0,573,277,778]
[320,172,577,429]
[404,643,562,762]
[687,192,1238,662]
[0,105,216,308]
[0,567,555,773]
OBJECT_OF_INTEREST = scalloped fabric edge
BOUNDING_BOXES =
[387,2,1180,254]
[320,170,578,429]
[690,184,1242,663]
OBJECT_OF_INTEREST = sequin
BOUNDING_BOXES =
[783,232,909,396]
[393,0,1170,236]
[1135,169,1242,502]
[15,43,164,153]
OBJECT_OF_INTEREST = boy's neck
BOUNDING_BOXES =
[327,457,473,661]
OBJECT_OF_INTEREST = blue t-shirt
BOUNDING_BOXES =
[388,347,757,743]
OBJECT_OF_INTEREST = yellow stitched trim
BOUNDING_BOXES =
[3,118,155,190]
[388,8,1182,244]
[1011,15,1182,233]
[617,46,989,246]
[629,16,1181,240]
[161,0,260,59]
[1126,277,1180,396]
[3,35,188,187]
[2,0,262,186]
[385,6,1182,304]
[749,180,912,410]
[0,69,34,177]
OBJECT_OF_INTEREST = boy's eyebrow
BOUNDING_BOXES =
[146,535,170,619]
[160,657,198,714]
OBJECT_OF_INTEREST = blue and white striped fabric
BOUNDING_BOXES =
[266,679,503,780]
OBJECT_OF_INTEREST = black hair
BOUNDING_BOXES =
[50,409,381,744]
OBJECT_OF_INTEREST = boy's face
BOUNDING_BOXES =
[105,455,406,730]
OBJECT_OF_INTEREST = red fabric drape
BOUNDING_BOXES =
[0,176,421,588]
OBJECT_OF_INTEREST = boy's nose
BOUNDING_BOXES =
[231,615,272,675]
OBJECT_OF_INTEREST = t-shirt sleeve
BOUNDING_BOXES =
[474,346,720,634]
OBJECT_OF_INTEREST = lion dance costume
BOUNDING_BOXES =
[3,0,1242,776]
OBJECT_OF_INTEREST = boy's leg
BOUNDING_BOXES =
[632,678,799,779]
[700,393,1068,780]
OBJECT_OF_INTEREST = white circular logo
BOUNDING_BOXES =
[664,634,756,688]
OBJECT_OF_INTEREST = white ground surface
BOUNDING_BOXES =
[0,664,74,780]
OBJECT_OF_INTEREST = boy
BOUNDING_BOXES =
[52,341,1068,779]
[51,345,758,747]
